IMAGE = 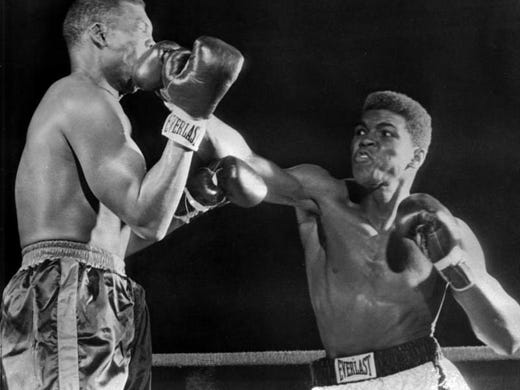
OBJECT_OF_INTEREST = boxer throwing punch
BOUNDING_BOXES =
[0,0,263,388]
[198,91,520,389]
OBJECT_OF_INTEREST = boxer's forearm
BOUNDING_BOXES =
[453,273,520,356]
[243,154,310,206]
[128,141,193,240]
[204,116,254,160]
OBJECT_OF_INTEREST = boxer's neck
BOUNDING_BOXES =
[361,178,412,231]
[69,48,121,100]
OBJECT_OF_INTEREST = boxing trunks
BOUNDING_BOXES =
[310,337,470,390]
[0,240,152,390]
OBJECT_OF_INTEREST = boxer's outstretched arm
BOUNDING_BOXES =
[201,116,343,212]
[451,220,520,355]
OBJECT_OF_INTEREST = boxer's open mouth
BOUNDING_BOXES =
[353,150,372,163]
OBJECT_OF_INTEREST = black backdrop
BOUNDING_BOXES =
[3,0,520,353]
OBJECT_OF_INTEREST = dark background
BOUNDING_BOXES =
[3,0,520,353]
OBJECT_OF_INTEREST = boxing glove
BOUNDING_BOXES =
[133,37,244,151]
[133,40,188,91]
[386,193,474,291]
[175,156,267,223]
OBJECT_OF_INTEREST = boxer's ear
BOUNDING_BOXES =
[408,148,426,169]
[88,23,109,48]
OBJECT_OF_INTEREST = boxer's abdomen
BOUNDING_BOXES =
[309,270,436,357]
[301,204,443,358]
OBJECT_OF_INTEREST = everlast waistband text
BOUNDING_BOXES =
[334,352,377,384]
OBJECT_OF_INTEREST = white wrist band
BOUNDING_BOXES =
[161,103,207,151]
[434,246,475,292]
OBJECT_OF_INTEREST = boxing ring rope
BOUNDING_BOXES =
[152,346,520,367]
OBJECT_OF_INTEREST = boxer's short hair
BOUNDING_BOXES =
[363,91,432,150]
[63,0,145,48]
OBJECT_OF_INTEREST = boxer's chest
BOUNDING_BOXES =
[305,201,440,348]
[307,201,432,295]
[307,223,437,343]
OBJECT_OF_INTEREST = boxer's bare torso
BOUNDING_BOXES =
[291,168,444,358]
[16,75,137,258]
[15,3,172,259]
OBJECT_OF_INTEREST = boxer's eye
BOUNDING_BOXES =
[379,129,396,138]
[354,127,366,136]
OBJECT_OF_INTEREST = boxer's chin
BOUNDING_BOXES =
[353,165,373,187]
[353,168,383,190]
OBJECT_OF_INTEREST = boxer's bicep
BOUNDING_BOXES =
[63,100,146,220]
[90,147,147,220]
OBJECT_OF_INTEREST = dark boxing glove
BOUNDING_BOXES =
[175,156,267,223]
[386,193,474,291]
[133,41,188,91]
[133,37,244,151]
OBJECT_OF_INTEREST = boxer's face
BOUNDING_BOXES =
[103,2,155,93]
[351,109,419,188]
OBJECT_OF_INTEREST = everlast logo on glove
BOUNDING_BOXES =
[334,352,377,384]
[162,103,207,151]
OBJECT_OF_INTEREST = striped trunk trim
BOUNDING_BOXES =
[57,259,80,390]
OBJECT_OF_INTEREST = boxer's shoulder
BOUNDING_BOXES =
[48,76,128,138]
[31,77,110,131]
[287,164,347,200]
[25,77,91,139]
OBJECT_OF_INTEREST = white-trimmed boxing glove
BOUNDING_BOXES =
[133,37,244,151]
[386,193,475,291]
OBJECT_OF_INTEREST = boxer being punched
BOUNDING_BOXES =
[0,0,260,389]
[198,91,520,389]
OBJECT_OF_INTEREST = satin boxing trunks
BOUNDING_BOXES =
[0,240,152,390]
[310,337,471,390]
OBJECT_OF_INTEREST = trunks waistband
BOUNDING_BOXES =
[310,336,441,386]
[21,240,126,275]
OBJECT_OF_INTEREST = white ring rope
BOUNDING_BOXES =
[152,346,520,367]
